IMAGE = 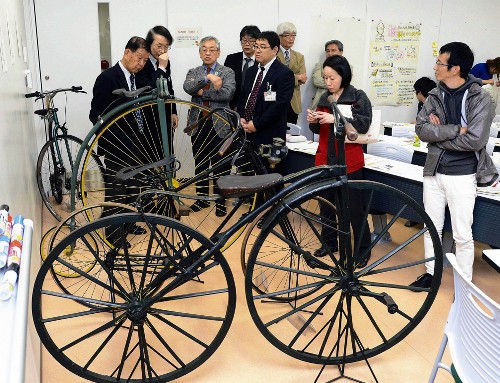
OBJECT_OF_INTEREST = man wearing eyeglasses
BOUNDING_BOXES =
[237,31,294,162]
[138,26,178,129]
[276,22,307,124]
[311,40,344,109]
[411,42,497,289]
[183,36,236,216]
[224,25,261,109]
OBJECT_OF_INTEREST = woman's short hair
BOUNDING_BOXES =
[323,55,352,89]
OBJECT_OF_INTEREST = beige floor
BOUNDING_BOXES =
[38,206,499,383]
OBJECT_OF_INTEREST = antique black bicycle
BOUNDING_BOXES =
[32,83,443,383]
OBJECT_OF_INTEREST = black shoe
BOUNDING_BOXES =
[216,204,227,217]
[190,200,210,212]
[409,273,433,290]
[356,253,371,268]
[107,237,131,249]
[314,245,338,258]
[127,224,146,235]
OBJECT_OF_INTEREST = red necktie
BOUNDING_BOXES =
[243,66,264,121]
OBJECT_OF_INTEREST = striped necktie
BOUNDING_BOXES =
[130,73,144,133]
[243,66,265,121]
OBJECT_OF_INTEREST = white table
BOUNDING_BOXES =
[482,249,500,273]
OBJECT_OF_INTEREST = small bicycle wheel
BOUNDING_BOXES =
[33,213,236,383]
[245,180,442,365]
[37,134,104,221]
[40,202,136,280]
[80,99,261,249]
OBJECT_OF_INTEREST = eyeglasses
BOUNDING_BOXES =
[280,33,296,38]
[241,38,256,45]
[201,47,219,54]
[435,60,452,68]
[254,45,271,50]
[153,42,171,51]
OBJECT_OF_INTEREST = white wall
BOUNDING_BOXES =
[0,0,42,381]
[30,0,500,142]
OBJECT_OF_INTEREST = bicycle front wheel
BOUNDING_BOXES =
[33,213,236,383]
[80,99,261,247]
[37,134,104,221]
[245,180,442,365]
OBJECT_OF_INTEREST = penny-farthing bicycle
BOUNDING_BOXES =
[32,89,443,382]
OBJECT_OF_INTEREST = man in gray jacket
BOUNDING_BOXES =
[183,36,236,216]
[411,42,497,288]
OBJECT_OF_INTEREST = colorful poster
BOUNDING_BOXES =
[369,21,421,106]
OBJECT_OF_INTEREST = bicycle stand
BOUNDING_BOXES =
[313,307,379,383]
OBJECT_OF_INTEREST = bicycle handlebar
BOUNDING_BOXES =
[25,86,86,100]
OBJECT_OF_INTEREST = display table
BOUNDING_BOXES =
[0,219,34,383]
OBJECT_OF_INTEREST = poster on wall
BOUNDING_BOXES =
[175,28,201,48]
[368,21,421,106]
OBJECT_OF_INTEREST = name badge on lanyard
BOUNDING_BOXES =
[264,82,276,101]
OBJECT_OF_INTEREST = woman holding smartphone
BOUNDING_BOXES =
[306,55,372,267]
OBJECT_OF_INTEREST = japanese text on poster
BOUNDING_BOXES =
[369,21,421,106]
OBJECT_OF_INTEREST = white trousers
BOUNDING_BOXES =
[423,173,476,280]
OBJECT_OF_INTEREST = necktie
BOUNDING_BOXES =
[242,57,252,88]
[243,66,265,121]
[130,73,144,133]
[284,50,290,66]
[202,66,211,115]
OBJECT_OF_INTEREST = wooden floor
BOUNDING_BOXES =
[39,206,499,383]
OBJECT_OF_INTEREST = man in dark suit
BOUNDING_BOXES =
[237,31,294,152]
[223,25,260,109]
[137,26,178,159]
[89,36,150,244]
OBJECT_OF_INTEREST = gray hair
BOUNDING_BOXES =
[199,36,220,51]
[325,39,343,52]
[276,22,297,35]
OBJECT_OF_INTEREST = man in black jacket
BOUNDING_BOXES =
[224,25,260,109]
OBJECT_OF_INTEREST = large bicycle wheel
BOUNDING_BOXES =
[80,100,261,248]
[33,213,236,383]
[37,134,104,221]
[240,196,337,300]
[245,180,442,365]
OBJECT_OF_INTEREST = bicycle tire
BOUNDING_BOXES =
[245,180,442,365]
[37,134,104,221]
[33,213,236,383]
[80,99,263,249]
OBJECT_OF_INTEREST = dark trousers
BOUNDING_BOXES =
[318,168,371,257]
[190,119,229,200]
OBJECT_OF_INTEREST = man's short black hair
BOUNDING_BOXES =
[146,26,173,51]
[240,25,261,40]
[414,77,436,97]
[439,42,474,79]
[323,55,352,89]
[258,31,280,49]
[125,36,148,52]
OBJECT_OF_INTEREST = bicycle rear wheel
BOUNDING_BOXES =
[37,134,104,221]
[245,180,442,365]
[80,99,261,248]
[33,213,236,382]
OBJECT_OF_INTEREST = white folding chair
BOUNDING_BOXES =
[428,253,500,383]
[367,141,414,163]
[286,122,302,136]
